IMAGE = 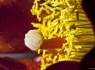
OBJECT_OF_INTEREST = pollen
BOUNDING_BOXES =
[31,0,95,70]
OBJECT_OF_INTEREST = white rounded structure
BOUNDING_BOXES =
[24,29,43,51]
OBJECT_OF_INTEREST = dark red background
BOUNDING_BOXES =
[0,0,38,53]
